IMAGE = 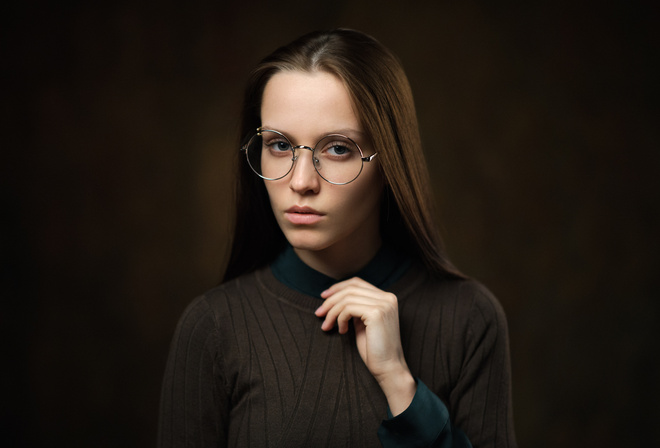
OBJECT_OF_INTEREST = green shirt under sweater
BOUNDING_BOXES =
[159,247,516,447]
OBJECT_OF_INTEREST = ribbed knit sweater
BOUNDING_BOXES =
[158,259,516,447]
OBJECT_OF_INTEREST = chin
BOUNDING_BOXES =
[282,230,333,253]
[286,239,330,253]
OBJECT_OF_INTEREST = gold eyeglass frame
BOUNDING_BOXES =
[240,127,378,185]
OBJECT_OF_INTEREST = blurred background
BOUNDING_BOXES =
[2,0,658,446]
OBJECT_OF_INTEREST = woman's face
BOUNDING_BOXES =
[261,71,383,275]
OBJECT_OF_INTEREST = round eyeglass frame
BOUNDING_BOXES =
[240,127,378,185]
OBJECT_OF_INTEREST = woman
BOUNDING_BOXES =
[159,29,516,447]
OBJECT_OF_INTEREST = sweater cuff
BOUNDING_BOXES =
[377,379,449,447]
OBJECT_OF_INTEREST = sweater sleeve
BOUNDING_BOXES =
[383,279,516,448]
[158,296,229,448]
[449,284,516,448]
[377,379,472,448]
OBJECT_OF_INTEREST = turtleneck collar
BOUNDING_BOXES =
[270,244,412,298]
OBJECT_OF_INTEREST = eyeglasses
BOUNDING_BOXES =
[240,128,378,185]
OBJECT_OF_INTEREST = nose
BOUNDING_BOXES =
[289,146,320,194]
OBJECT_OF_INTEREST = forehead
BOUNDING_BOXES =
[261,71,362,140]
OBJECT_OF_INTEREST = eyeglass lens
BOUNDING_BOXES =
[245,130,364,184]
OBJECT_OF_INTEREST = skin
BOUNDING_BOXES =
[261,70,416,416]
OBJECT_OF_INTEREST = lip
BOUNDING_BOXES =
[285,205,325,225]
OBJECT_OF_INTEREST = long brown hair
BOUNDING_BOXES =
[222,29,464,282]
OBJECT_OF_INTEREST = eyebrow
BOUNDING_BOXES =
[261,126,367,141]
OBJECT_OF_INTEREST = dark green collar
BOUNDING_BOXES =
[270,244,412,298]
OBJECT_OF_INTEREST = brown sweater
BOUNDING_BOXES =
[158,264,516,447]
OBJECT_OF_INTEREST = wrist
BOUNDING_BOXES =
[377,368,416,417]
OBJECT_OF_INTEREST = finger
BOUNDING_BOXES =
[321,298,378,331]
[334,302,397,335]
[316,286,384,317]
[331,297,399,335]
[335,303,374,334]
[321,276,377,298]
[322,284,386,307]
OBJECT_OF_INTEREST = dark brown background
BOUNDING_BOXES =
[3,1,658,447]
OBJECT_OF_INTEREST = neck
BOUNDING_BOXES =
[294,234,382,279]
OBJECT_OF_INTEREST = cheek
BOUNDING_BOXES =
[354,169,383,204]
[340,175,383,217]
[264,181,284,206]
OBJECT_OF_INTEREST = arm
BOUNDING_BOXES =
[158,296,229,448]
[315,278,471,447]
[384,281,516,448]
[447,284,516,448]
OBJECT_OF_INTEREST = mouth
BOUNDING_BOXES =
[284,206,325,225]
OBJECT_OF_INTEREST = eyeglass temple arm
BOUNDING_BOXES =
[239,127,262,152]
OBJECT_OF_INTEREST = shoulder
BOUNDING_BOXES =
[436,278,510,355]
[396,273,512,388]
[173,270,262,335]
[400,272,509,337]
[424,274,506,317]
[453,278,508,326]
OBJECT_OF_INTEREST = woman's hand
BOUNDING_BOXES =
[315,277,416,416]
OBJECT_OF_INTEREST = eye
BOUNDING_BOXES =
[326,144,350,156]
[319,137,358,159]
[264,138,292,153]
[274,141,291,151]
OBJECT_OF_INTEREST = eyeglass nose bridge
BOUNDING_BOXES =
[290,145,320,166]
